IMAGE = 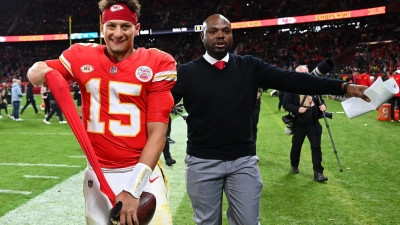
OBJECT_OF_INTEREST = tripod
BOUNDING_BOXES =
[317,95,343,172]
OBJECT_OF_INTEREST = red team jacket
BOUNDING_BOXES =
[393,74,400,97]
[356,73,372,87]
[46,43,177,168]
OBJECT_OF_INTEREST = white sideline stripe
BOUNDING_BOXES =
[0,163,80,168]
[0,190,31,195]
[0,132,72,135]
[0,171,86,224]
[0,116,188,223]
[336,111,345,114]
[24,175,59,179]
[163,115,188,217]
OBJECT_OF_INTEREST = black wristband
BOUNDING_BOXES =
[343,82,350,97]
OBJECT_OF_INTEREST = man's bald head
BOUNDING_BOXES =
[200,14,233,60]
[202,14,230,33]
[295,65,309,73]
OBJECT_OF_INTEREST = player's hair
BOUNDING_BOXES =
[98,0,141,16]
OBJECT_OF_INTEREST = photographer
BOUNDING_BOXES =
[283,65,328,182]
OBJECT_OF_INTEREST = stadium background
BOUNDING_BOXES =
[1,0,400,224]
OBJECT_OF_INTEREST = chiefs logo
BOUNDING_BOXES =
[110,5,124,12]
[80,64,94,73]
[277,17,296,25]
[136,66,153,82]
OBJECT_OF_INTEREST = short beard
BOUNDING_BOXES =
[210,46,231,59]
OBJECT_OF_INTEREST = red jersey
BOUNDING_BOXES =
[393,74,400,97]
[356,73,372,87]
[46,43,177,168]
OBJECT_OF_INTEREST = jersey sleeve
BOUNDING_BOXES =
[147,51,177,123]
[45,59,74,81]
[45,43,88,81]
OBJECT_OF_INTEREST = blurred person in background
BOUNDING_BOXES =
[11,79,23,121]
[4,83,12,107]
[381,71,391,82]
[357,69,372,87]
[43,89,67,124]
[389,70,400,122]
[20,82,40,115]
[72,81,82,118]
[0,84,11,119]
[41,83,50,117]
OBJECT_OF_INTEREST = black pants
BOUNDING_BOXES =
[44,98,50,114]
[21,97,39,113]
[389,97,400,120]
[278,91,285,110]
[290,120,324,172]
[46,103,64,121]
[0,101,8,115]
[163,116,173,160]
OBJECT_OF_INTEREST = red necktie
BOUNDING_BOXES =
[214,61,226,70]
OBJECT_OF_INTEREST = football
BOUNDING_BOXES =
[110,192,156,225]
[137,192,157,225]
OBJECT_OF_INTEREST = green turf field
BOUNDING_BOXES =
[0,92,399,224]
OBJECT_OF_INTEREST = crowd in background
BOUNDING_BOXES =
[0,0,400,83]
[0,0,392,35]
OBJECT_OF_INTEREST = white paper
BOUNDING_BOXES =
[341,77,399,119]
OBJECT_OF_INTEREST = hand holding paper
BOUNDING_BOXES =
[341,77,399,119]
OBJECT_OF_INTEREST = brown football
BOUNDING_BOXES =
[137,192,157,225]
[109,192,156,225]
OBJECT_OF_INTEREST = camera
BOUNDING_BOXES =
[310,58,336,77]
[171,104,184,115]
[171,103,187,120]
[285,122,293,135]
[319,111,333,119]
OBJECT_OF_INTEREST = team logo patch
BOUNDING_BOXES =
[110,4,124,12]
[88,179,93,188]
[135,66,153,82]
[80,64,94,73]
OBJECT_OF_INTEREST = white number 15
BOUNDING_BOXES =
[86,79,141,137]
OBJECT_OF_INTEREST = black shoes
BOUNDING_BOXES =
[167,137,175,144]
[314,171,328,182]
[165,158,176,166]
[291,166,299,174]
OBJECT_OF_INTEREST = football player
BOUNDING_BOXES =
[27,0,176,224]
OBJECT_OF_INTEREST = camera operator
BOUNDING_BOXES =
[283,65,328,182]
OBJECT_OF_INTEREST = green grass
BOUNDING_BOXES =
[1,93,399,224]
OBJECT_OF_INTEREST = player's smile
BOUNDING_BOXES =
[103,20,138,60]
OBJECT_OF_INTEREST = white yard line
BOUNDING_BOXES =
[69,156,87,158]
[0,115,189,223]
[0,132,73,135]
[24,175,59,179]
[0,190,31,195]
[0,163,80,168]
